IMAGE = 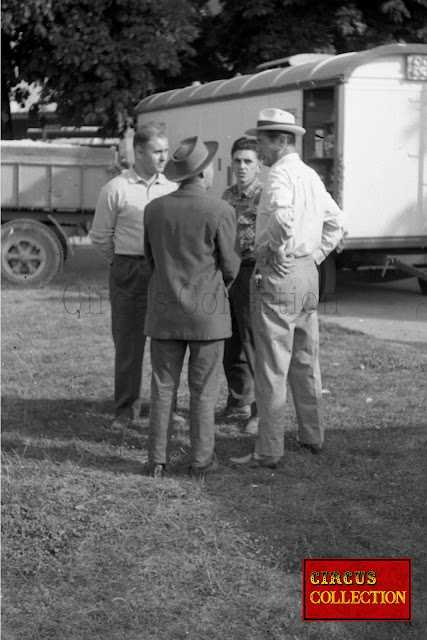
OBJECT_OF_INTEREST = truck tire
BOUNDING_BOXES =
[319,254,337,299]
[1,219,65,286]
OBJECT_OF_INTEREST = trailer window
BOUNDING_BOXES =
[303,88,336,195]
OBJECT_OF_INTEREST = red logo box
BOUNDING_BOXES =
[303,558,411,621]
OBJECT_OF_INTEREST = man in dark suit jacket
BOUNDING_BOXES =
[144,136,241,477]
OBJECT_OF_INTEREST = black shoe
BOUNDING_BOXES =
[111,415,133,429]
[296,440,324,455]
[221,404,252,420]
[229,452,281,469]
[190,457,221,477]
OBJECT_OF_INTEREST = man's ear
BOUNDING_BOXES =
[278,133,288,149]
[134,144,144,158]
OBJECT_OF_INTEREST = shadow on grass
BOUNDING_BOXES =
[2,394,425,639]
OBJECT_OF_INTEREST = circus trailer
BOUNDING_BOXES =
[136,43,427,295]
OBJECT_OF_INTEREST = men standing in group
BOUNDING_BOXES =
[231,108,345,468]
[90,122,177,429]
[144,136,240,477]
[222,137,263,435]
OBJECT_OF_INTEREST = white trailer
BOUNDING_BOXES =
[136,43,427,294]
[1,140,117,285]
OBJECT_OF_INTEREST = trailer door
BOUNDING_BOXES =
[342,57,427,248]
[421,84,427,234]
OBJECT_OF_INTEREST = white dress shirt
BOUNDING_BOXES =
[255,153,345,264]
[90,167,177,263]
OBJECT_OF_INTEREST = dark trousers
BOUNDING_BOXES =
[109,255,151,419]
[148,339,224,467]
[223,263,256,411]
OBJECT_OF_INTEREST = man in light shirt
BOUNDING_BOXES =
[231,108,345,468]
[90,122,177,429]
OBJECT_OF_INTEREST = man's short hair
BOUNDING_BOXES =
[134,122,166,148]
[231,136,260,157]
[263,130,296,146]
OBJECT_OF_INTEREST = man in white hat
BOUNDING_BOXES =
[231,108,345,468]
[143,136,241,477]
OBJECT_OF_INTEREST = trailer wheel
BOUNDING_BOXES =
[1,219,64,286]
[319,254,337,299]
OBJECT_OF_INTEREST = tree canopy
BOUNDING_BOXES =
[2,0,426,137]
[180,0,427,82]
[1,0,206,136]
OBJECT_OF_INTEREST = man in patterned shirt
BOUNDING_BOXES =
[222,137,263,435]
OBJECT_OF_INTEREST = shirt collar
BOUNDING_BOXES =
[230,176,262,198]
[240,176,262,198]
[179,183,205,193]
[272,152,300,169]
[126,166,168,186]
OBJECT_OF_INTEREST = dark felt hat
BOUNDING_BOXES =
[164,136,218,182]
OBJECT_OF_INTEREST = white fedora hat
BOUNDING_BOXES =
[246,108,306,136]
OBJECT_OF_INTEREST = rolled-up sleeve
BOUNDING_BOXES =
[90,185,117,263]
[216,205,241,288]
[267,169,295,247]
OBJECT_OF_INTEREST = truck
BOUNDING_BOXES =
[135,43,427,295]
[1,140,117,285]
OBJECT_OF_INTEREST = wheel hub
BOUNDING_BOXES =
[3,238,47,279]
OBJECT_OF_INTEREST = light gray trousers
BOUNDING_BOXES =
[251,255,324,459]
[148,338,224,467]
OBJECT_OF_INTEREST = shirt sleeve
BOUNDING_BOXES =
[312,191,346,265]
[216,204,241,288]
[259,167,295,252]
[89,184,118,264]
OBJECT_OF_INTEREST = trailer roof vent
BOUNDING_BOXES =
[256,53,334,71]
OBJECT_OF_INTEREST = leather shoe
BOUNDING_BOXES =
[172,412,187,424]
[148,463,166,478]
[295,439,324,455]
[190,457,221,477]
[243,416,259,436]
[111,415,133,429]
[224,404,252,420]
[229,451,281,469]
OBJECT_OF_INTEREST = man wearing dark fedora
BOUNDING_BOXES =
[143,136,241,477]
[230,108,345,468]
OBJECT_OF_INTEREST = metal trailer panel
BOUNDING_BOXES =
[342,55,427,247]
[136,44,427,113]
[138,89,303,198]
[1,141,115,212]
[136,44,427,241]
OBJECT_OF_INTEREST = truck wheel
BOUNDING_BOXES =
[1,219,65,286]
[418,276,427,295]
[319,254,337,299]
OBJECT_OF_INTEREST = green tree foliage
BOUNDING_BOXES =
[1,0,205,136]
[2,0,426,137]
[186,0,427,79]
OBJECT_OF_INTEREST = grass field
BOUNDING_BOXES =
[2,262,426,640]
